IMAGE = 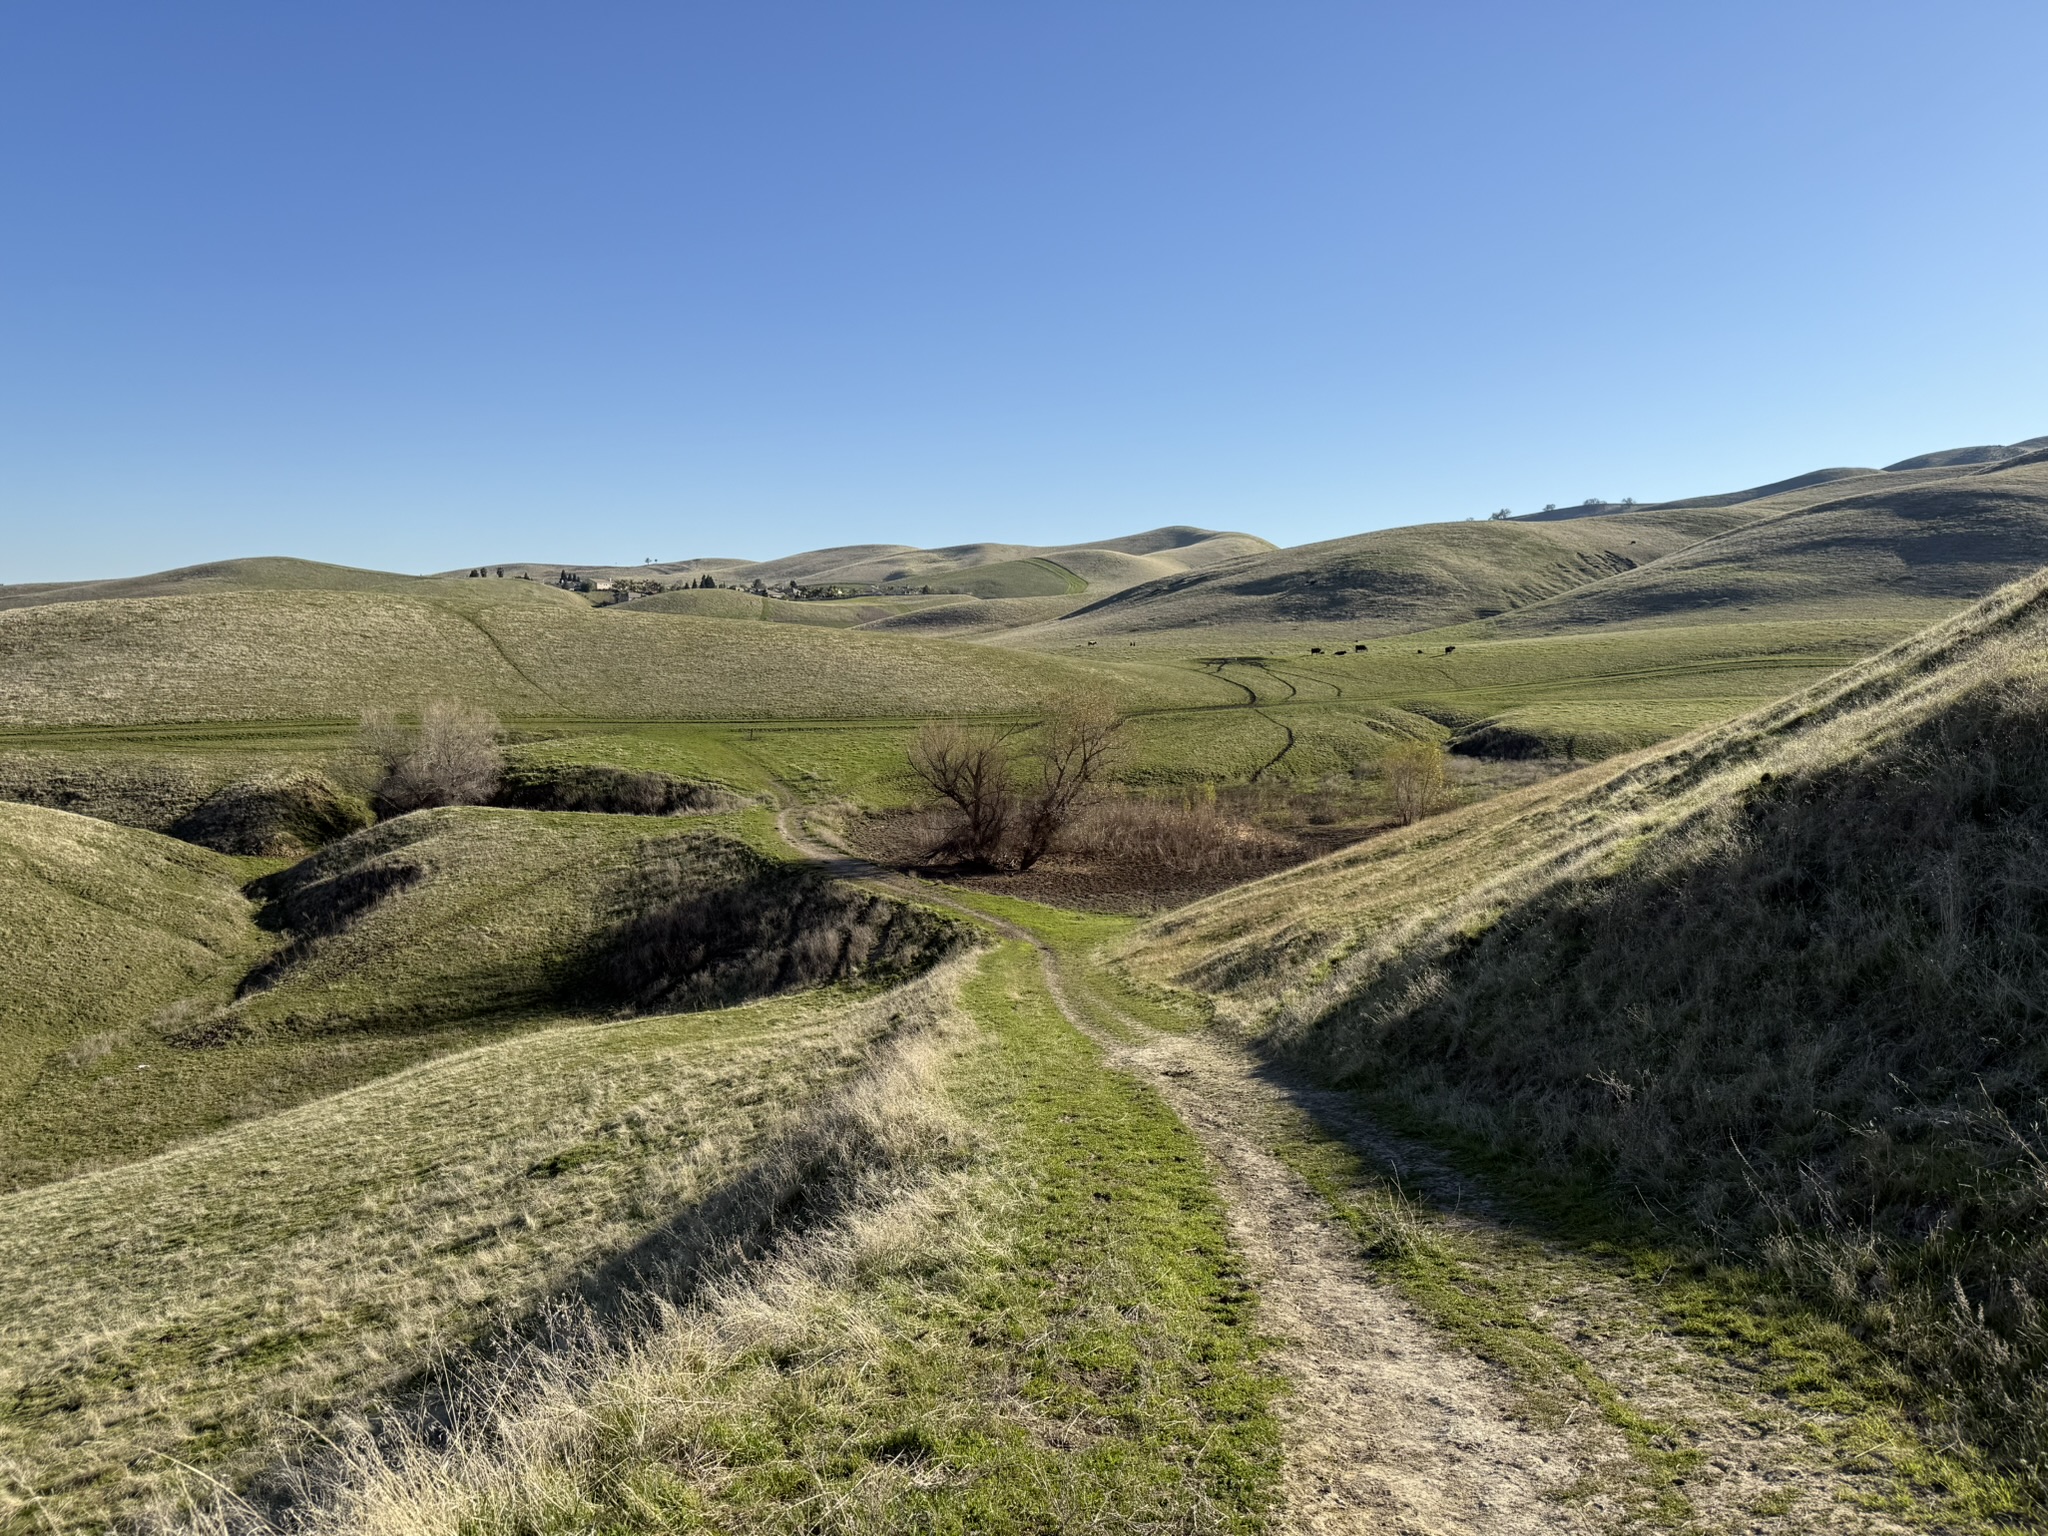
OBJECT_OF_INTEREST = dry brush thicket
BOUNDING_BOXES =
[906,694,1125,870]
[356,701,505,816]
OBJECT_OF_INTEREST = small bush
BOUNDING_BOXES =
[1380,739,1448,824]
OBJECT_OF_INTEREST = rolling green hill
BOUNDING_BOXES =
[996,445,2048,650]
[1024,506,1756,644]
[0,556,579,614]
[452,526,1274,597]
[1123,566,2048,1486]
[0,967,973,1527]
[0,588,1225,728]
[0,803,269,1186]
[0,802,962,1191]
[1489,450,2048,632]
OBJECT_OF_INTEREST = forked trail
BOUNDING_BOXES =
[774,808,1917,1535]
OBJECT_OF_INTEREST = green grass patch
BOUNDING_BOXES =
[930,888,1210,1037]
[405,940,1282,1535]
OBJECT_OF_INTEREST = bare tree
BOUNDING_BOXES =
[1381,739,1448,825]
[1011,693,1125,870]
[907,721,1017,867]
[359,701,504,816]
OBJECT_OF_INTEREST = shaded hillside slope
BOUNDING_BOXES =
[1125,567,2048,1487]
[0,556,579,614]
[1492,451,2048,632]
[1030,507,1754,641]
[0,966,970,1528]
[0,589,1224,727]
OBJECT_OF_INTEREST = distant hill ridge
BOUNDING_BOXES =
[441,526,1274,596]
[10,435,2044,647]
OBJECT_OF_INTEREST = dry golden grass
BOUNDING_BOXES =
[0,590,1223,729]
[0,966,969,1529]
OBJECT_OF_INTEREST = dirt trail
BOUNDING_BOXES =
[777,809,1606,1532]
[774,808,1919,1535]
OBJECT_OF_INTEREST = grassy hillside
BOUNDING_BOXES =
[1492,452,2048,632]
[1123,566,2048,1491]
[0,968,970,1528]
[918,556,1087,598]
[0,556,578,614]
[0,804,270,1184]
[624,587,911,626]
[471,527,1274,594]
[0,589,1221,728]
[0,802,956,1191]
[1026,507,1759,643]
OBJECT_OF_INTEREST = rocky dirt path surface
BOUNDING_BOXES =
[774,809,1921,1535]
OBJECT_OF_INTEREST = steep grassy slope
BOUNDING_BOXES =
[1026,507,1758,643]
[0,557,578,614]
[1123,568,2048,1489]
[1493,453,2048,632]
[0,804,269,1183]
[0,590,1218,727]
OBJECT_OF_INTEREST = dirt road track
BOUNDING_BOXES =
[775,808,1919,1535]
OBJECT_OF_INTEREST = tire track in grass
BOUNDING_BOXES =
[448,607,564,710]
[1248,711,1297,783]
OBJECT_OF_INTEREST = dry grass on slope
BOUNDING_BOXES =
[0,803,269,1179]
[0,589,1216,729]
[172,940,1278,1536]
[0,969,966,1531]
[1123,567,2048,1499]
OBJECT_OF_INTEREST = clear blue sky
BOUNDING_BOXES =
[4,2,2045,581]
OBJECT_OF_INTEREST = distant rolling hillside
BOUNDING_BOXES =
[997,439,2048,646]
[451,526,1274,599]
[0,586,1226,728]
[0,556,578,613]
[1489,450,2048,633]
[1025,506,1752,642]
